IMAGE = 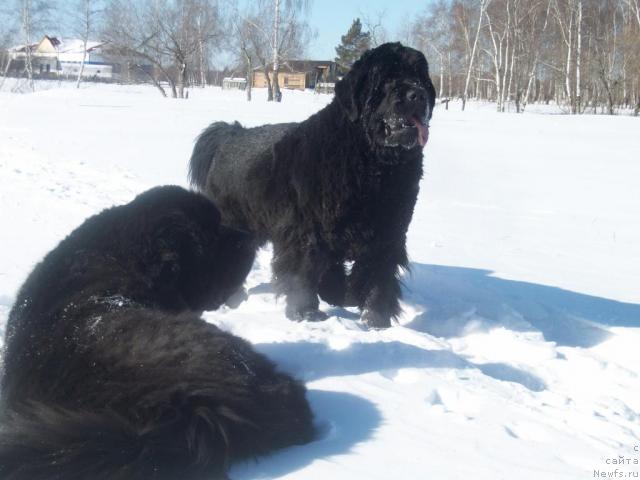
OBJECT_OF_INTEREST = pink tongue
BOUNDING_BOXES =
[411,117,429,146]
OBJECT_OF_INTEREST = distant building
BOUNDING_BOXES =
[9,36,113,79]
[222,77,247,90]
[253,60,337,91]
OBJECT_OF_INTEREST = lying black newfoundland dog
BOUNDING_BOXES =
[0,186,314,479]
[189,43,436,328]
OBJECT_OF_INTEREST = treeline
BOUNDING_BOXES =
[2,0,639,114]
[0,0,312,100]
[404,0,640,114]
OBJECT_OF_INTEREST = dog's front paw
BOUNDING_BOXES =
[361,309,392,329]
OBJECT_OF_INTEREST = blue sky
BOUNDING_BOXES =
[45,0,428,64]
[305,0,426,60]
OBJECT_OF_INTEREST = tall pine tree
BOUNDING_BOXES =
[334,18,371,74]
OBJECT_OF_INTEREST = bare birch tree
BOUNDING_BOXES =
[624,0,640,27]
[229,12,257,101]
[234,4,275,100]
[7,0,635,113]
[0,14,18,90]
[102,0,222,98]
[19,0,35,91]
[483,0,509,111]
[402,0,638,114]
[11,0,56,91]
[521,0,552,112]
[237,0,312,102]
[269,0,311,102]
[409,0,453,100]
[461,0,489,110]
[71,0,102,88]
[361,10,389,47]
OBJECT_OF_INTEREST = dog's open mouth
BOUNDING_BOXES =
[384,116,430,149]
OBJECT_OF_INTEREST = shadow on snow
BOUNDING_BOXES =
[402,263,640,348]
[256,340,547,393]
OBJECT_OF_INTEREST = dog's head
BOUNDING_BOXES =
[335,42,436,151]
[131,187,256,312]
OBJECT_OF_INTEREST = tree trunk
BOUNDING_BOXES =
[199,38,207,87]
[565,8,573,113]
[0,57,12,91]
[271,0,282,102]
[178,62,187,99]
[506,44,516,111]
[76,40,88,88]
[156,63,177,98]
[264,68,273,101]
[500,2,511,112]
[575,0,582,113]
[462,0,487,111]
[135,64,167,97]
[272,66,281,102]
[598,65,615,115]
[484,6,503,112]
[501,32,511,112]
[447,52,452,99]
[244,50,252,102]
[21,0,35,92]
[439,53,444,98]
[522,63,536,112]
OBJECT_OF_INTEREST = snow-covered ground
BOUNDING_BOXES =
[1,81,639,479]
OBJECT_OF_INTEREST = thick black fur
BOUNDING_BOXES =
[0,186,314,480]
[189,43,436,328]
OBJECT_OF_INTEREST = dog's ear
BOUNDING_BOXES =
[335,49,373,122]
[407,49,437,119]
[335,75,359,122]
[423,63,437,120]
[144,214,215,284]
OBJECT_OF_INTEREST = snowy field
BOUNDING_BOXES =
[1,81,639,479]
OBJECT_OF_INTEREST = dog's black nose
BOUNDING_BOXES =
[406,87,427,104]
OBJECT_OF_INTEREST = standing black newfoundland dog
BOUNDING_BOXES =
[0,186,314,480]
[189,43,436,328]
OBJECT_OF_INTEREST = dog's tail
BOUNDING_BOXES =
[189,121,242,191]
[0,400,239,480]
[0,404,145,480]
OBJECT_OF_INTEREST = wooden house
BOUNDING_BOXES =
[8,36,113,79]
[252,60,337,91]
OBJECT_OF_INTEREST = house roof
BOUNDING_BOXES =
[43,36,61,47]
[56,39,105,54]
[9,43,38,53]
[10,37,105,54]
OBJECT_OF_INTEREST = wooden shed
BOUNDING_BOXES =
[253,60,337,91]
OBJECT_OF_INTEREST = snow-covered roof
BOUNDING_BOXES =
[55,39,105,54]
[9,43,37,53]
[10,37,105,54]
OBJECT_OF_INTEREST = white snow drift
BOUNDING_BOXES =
[0,82,639,479]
